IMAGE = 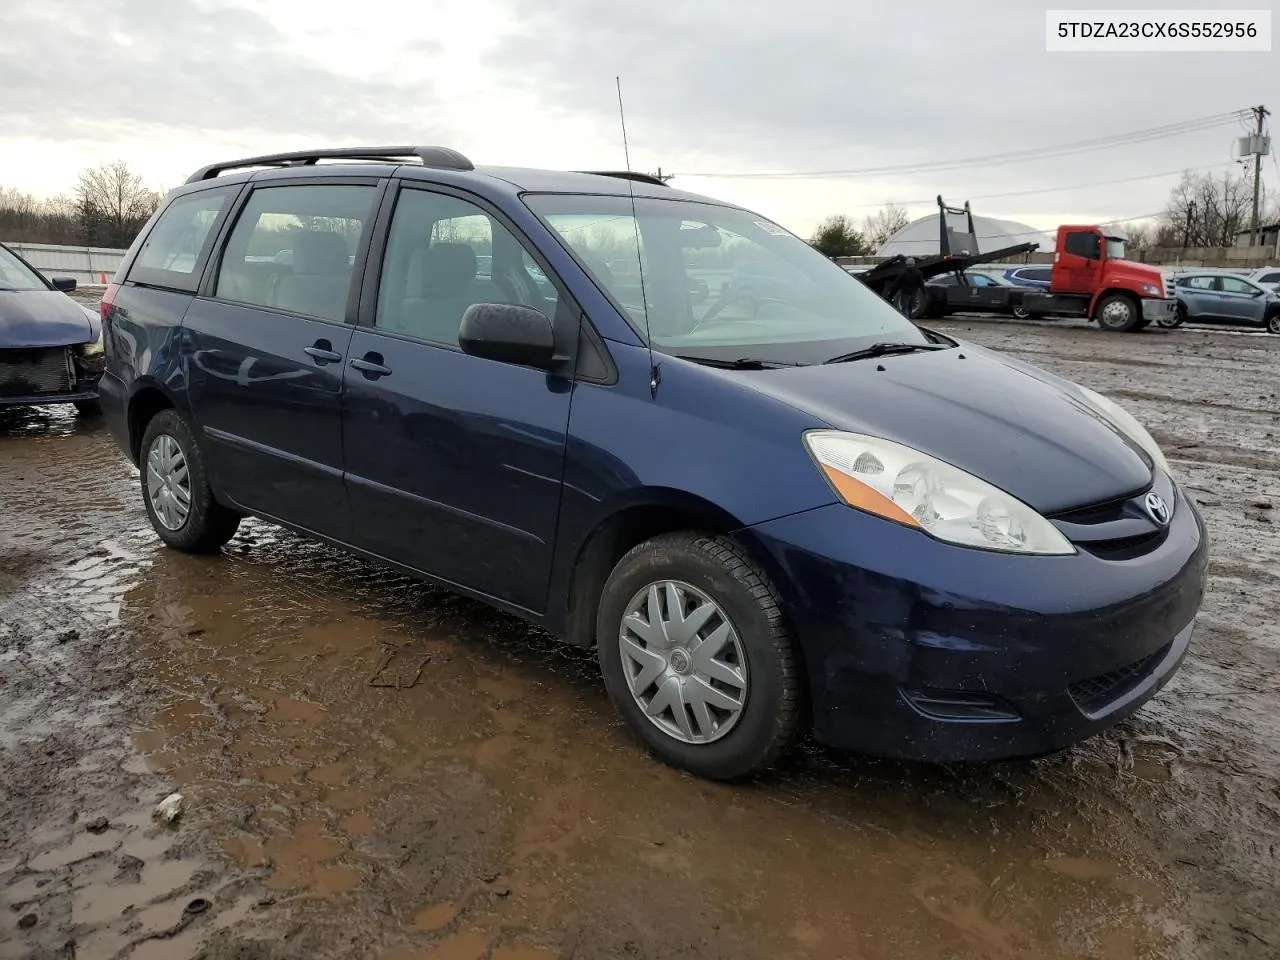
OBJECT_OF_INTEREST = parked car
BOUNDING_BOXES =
[925,271,1031,319]
[0,241,105,415]
[1245,265,1280,293]
[999,265,1053,288]
[99,147,1207,781]
[1171,272,1280,332]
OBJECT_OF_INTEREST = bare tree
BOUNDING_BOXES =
[1124,221,1154,257]
[810,215,871,258]
[0,188,83,243]
[862,203,910,249]
[75,161,160,247]
[1153,169,1256,248]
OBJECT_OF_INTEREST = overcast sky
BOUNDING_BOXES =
[1,0,1275,237]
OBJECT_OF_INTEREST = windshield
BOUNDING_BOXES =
[0,246,48,291]
[1104,236,1126,260]
[525,194,930,364]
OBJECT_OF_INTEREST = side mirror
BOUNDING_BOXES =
[51,276,77,293]
[459,302,556,369]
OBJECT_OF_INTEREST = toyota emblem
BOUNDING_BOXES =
[1144,492,1171,526]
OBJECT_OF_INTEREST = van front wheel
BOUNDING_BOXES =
[596,533,802,781]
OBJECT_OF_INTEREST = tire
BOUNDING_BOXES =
[1159,303,1186,329]
[1268,312,1280,335]
[74,398,103,417]
[596,532,803,781]
[139,409,240,553]
[1011,303,1030,320]
[1095,293,1142,332]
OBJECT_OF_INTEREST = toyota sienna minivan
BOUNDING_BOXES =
[99,146,1208,780]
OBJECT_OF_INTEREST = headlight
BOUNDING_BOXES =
[83,330,105,356]
[1140,283,1161,297]
[1073,385,1169,475]
[803,430,1074,556]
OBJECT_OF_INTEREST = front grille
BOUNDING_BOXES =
[1049,473,1177,561]
[1079,528,1170,561]
[0,347,75,397]
[1068,642,1170,715]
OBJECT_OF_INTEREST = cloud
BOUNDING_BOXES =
[484,0,1265,204]
[0,0,453,144]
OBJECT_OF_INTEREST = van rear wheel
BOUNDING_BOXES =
[140,409,240,553]
[1095,294,1141,332]
[596,533,802,781]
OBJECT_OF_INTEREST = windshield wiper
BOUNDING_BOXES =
[674,355,797,370]
[823,342,949,364]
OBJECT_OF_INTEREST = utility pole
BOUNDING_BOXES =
[1248,104,1270,247]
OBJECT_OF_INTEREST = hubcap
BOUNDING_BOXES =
[618,580,748,745]
[146,434,192,531]
[1101,300,1132,325]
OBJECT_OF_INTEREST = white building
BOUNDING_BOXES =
[877,214,1056,258]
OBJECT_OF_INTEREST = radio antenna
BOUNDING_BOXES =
[616,76,659,397]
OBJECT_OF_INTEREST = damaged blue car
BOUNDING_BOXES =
[0,241,105,416]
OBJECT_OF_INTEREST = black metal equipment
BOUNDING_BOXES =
[853,194,1039,320]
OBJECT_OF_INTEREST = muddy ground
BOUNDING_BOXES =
[1,311,1277,960]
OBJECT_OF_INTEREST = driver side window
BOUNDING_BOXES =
[1063,232,1100,260]
[376,189,558,346]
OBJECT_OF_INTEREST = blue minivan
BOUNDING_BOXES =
[99,147,1207,780]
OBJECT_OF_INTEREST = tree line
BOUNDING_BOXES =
[0,162,161,249]
[810,169,1277,259]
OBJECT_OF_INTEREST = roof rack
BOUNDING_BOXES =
[185,146,475,184]
[574,170,671,187]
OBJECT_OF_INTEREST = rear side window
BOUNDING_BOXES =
[130,187,236,291]
[215,184,377,323]
[1020,268,1051,282]
[1258,272,1280,284]
[1186,276,1216,290]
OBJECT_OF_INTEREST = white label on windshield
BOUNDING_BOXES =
[754,220,789,237]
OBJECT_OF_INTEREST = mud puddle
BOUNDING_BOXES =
[4,323,1280,959]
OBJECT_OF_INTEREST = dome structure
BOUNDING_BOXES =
[877,214,1056,257]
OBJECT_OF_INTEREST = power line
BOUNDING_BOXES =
[678,110,1250,180]
[831,161,1234,210]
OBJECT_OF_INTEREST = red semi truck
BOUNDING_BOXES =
[1017,224,1175,332]
[860,200,1175,334]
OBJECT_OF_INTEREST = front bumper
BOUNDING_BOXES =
[0,384,101,409]
[739,481,1208,762]
[1141,298,1176,321]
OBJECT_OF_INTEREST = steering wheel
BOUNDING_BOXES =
[689,286,761,334]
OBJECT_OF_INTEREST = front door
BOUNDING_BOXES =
[342,184,575,612]
[1217,276,1264,323]
[184,180,381,540]
[1057,230,1103,294]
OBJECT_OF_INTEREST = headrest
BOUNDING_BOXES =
[291,231,350,276]
[409,242,477,298]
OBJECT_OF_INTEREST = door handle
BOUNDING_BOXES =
[304,341,342,364]
[350,354,392,378]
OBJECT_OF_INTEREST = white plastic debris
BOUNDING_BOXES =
[152,792,184,823]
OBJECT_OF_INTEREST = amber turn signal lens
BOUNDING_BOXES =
[817,464,921,528]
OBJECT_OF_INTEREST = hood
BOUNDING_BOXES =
[746,344,1153,515]
[0,290,98,348]
[1104,259,1166,292]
